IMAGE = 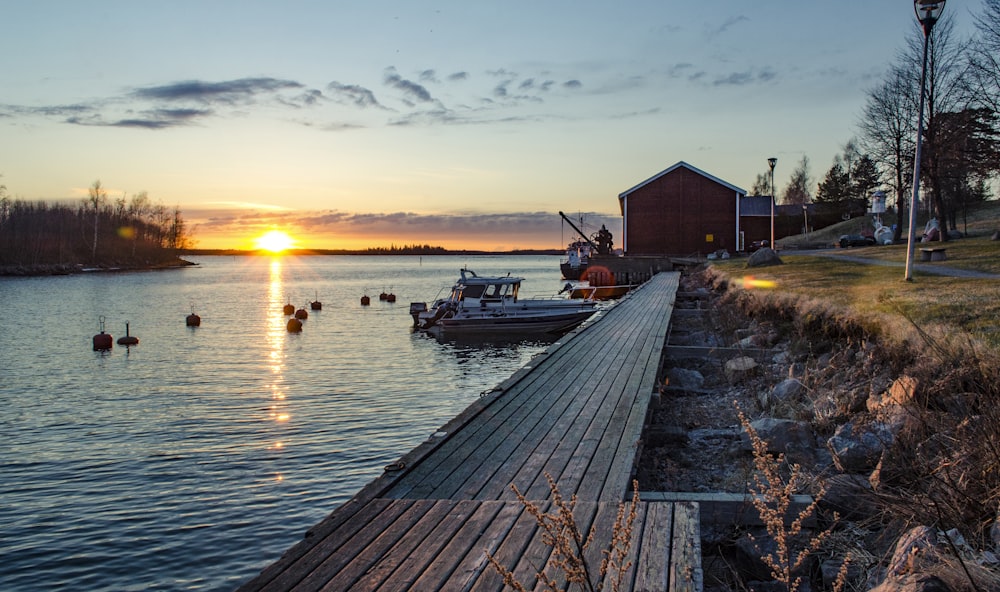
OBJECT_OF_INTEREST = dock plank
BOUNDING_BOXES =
[237,273,701,592]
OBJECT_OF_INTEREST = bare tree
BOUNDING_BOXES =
[87,180,108,261]
[782,155,812,206]
[967,0,1000,113]
[908,16,971,240]
[859,65,918,242]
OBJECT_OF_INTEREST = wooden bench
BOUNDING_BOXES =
[919,247,947,261]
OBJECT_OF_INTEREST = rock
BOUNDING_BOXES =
[741,418,816,455]
[887,526,939,579]
[820,473,877,520]
[665,367,705,390]
[734,530,812,585]
[771,378,806,404]
[868,376,918,411]
[725,356,759,383]
[827,421,896,473]
[991,230,1000,241]
[645,425,689,447]
[747,247,783,268]
[869,574,952,592]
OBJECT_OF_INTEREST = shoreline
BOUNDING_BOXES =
[0,257,197,277]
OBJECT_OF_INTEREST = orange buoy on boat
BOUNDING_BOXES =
[286,318,303,332]
[92,316,113,350]
[116,321,139,345]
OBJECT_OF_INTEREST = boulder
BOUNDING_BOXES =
[868,376,918,411]
[665,367,705,390]
[725,356,759,383]
[828,421,896,473]
[769,378,806,405]
[991,229,1000,241]
[819,473,877,520]
[747,247,783,268]
[741,417,816,455]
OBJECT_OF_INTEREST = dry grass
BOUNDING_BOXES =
[699,264,1000,591]
[487,474,640,592]
[710,249,1000,348]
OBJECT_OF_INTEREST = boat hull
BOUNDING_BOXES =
[429,308,595,334]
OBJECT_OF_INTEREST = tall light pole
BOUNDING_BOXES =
[768,157,777,247]
[905,0,946,281]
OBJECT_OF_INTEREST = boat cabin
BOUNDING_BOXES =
[447,270,521,304]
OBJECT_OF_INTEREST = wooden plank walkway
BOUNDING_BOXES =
[239,272,702,592]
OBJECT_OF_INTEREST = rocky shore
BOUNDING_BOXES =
[637,267,1000,592]
[0,257,196,276]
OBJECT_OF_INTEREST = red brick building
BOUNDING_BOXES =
[618,161,748,256]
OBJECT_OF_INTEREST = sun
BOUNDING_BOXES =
[254,230,296,253]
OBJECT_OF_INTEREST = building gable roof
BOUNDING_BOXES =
[618,161,747,204]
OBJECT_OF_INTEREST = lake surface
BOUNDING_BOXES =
[0,255,574,591]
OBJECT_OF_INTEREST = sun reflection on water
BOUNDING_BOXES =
[266,258,291,469]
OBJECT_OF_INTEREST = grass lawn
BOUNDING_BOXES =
[711,240,1000,348]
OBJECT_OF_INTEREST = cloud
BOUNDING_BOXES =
[711,69,776,86]
[383,67,435,103]
[447,72,469,82]
[131,77,304,105]
[189,207,622,247]
[326,81,385,109]
[708,15,750,38]
[562,80,582,90]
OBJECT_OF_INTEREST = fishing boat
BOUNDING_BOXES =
[558,211,615,279]
[411,268,598,334]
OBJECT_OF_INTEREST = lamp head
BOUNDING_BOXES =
[914,0,945,33]
[767,157,777,170]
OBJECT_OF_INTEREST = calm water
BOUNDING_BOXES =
[0,255,571,591]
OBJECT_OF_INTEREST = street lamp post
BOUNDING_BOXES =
[768,157,777,247]
[905,0,946,281]
[803,203,809,236]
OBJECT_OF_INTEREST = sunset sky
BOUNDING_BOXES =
[0,2,973,251]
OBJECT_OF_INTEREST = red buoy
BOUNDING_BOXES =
[386,293,396,303]
[116,321,139,345]
[294,308,308,320]
[283,303,295,315]
[186,313,201,327]
[92,316,113,350]
[93,332,113,350]
[361,295,371,306]
[286,318,303,332]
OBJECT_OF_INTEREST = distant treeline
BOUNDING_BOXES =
[0,180,191,270]
[185,246,563,256]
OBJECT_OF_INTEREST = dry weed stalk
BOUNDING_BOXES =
[486,473,639,592]
[738,407,844,592]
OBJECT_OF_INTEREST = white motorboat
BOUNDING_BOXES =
[411,268,598,334]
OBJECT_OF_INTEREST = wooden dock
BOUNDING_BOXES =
[238,272,701,591]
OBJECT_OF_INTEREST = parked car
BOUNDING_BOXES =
[747,239,770,253]
[839,234,876,248]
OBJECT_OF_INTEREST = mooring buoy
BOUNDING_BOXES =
[92,316,113,351]
[116,321,139,345]
[310,291,322,310]
[294,307,308,320]
[283,303,295,315]
[186,312,201,327]
[286,318,303,332]
[361,294,371,306]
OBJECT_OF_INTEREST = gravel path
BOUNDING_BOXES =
[791,248,1000,279]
